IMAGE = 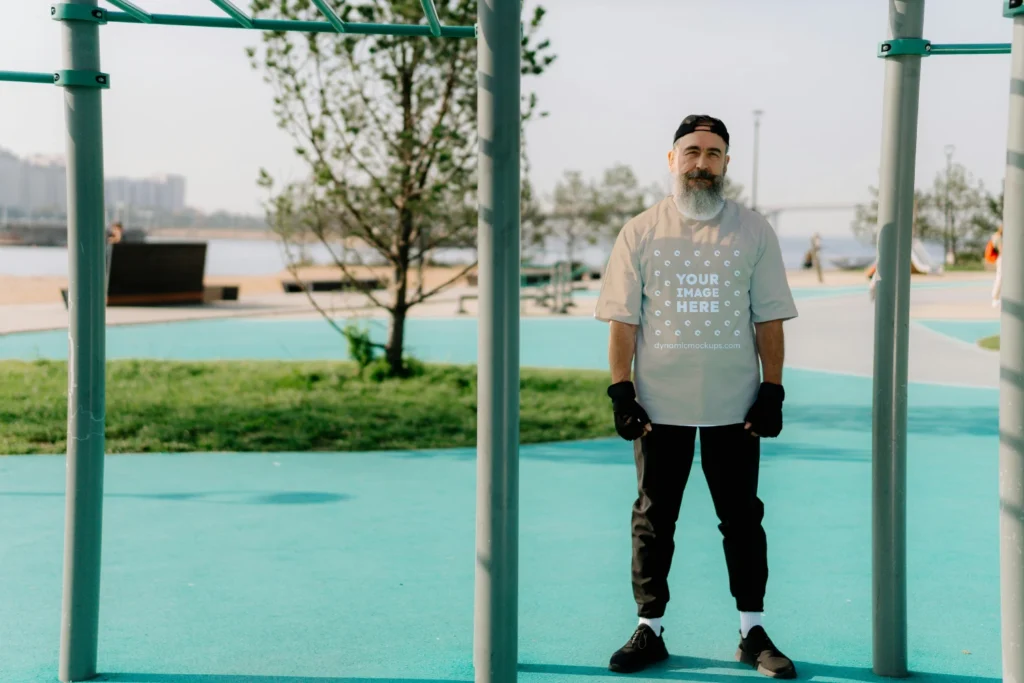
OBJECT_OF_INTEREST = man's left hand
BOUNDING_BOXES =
[744,382,785,438]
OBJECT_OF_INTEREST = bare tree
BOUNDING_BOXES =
[249,0,555,376]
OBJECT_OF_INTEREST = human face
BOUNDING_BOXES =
[668,130,730,218]
[667,130,729,183]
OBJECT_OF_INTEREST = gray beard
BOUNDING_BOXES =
[673,173,726,221]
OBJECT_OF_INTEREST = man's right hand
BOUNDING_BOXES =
[607,381,653,441]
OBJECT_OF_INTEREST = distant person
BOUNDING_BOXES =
[593,114,799,679]
[808,233,823,283]
[105,221,123,296]
[990,225,1003,309]
[106,221,123,245]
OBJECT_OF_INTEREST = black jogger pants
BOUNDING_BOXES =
[631,423,767,617]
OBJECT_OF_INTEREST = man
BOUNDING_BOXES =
[593,115,799,678]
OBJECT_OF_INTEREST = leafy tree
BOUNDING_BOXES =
[851,185,936,246]
[974,190,1004,240]
[248,0,555,377]
[920,162,989,260]
[547,169,602,267]
[850,163,997,261]
[519,156,549,263]
[538,164,664,264]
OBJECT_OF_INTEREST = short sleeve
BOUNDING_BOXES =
[594,225,643,325]
[749,223,799,324]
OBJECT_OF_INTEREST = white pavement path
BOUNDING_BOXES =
[785,283,999,388]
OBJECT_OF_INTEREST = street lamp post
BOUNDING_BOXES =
[752,109,764,213]
[944,144,955,264]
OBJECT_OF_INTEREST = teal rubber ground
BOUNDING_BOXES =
[0,365,1001,682]
[917,319,1000,345]
[0,314,994,365]
[0,278,1005,681]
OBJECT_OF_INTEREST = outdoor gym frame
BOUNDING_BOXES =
[4,0,1024,682]
[0,1,520,682]
[873,1,1024,681]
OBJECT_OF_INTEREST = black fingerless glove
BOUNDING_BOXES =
[744,382,785,438]
[607,381,651,441]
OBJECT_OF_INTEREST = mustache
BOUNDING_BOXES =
[685,169,718,182]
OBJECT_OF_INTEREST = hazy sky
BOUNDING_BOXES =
[0,0,1017,237]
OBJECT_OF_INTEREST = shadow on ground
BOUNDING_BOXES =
[785,405,996,439]
[522,658,999,683]
[92,657,1002,683]
[97,676,461,683]
[0,490,350,505]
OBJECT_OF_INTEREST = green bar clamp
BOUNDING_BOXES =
[1006,0,1024,18]
[54,70,110,89]
[878,38,931,57]
[472,22,522,40]
[51,3,108,23]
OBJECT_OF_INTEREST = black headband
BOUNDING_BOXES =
[673,115,730,147]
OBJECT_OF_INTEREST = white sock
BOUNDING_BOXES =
[740,612,762,638]
[639,617,662,635]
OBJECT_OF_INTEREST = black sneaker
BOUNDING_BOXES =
[736,625,797,679]
[608,624,669,673]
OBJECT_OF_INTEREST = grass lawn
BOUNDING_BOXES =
[0,360,617,455]
[980,334,1000,350]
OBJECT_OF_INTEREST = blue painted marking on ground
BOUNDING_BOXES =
[917,319,1000,345]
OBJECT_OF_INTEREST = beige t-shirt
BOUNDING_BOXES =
[593,196,798,427]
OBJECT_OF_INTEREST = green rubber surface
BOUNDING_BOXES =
[1,367,1000,682]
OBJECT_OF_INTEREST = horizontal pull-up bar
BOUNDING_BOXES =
[0,70,55,84]
[929,43,1012,55]
[103,10,475,38]
[0,69,110,88]
[879,38,1012,57]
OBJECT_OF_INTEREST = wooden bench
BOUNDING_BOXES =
[281,277,386,293]
[59,242,240,308]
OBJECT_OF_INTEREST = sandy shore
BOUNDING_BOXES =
[0,265,998,335]
[0,264,477,306]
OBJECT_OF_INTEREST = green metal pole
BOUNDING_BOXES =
[872,0,925,677]
[103,11,475,37]
[929,43,1011,55]
[474,0,521,681]
[1001,5,1024,682]
[0,71,56,84]
[419,0,442,37]
[57,1,108,680]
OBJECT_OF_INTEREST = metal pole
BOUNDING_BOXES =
[945,144,955,263]
[752,109,763,212]
[871,0,925,676]
[1000,11,1024,683]
[474,0,521,682]
[58,1,108,680]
